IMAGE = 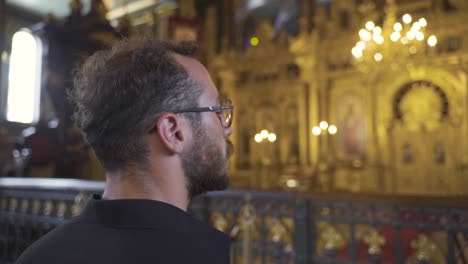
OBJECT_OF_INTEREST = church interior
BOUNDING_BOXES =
[0,0,467,263]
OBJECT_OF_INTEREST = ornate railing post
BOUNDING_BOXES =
[395,208,404,263]
[293,199,309,264]
[241,195,255,264]
[446,208,456,264]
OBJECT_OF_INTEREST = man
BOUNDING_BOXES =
[16,38,234,263]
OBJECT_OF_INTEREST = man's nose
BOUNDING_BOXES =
[224,126,233,138]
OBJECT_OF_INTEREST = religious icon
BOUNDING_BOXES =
[336,95,366,160]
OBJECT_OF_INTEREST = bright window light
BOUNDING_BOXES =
[6,29,42,124]
[247,0,266,10]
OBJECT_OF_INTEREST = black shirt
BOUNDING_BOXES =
[16,195,230,264]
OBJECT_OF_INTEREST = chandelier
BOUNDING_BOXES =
[351,1,438,73]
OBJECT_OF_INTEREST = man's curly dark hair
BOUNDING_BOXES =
[68,37,202,172]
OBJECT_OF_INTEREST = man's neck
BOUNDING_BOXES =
[102,170,189,211]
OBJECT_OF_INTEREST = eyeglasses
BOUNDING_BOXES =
[173,98,234,128]
[148,99,234,133]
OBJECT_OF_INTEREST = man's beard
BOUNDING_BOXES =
[182,124,232,198]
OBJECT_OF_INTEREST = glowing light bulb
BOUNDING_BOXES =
[427,35,437,46]
[254,134,263,143]
[260,130,269,138]
[312,126,321,136]
[319,121,329,130]
[362,31,371,41]
[359,29,368,39]
[365,21,375,31]
[403,14,412,24]
[286,179,298,188]
[374,35,384,44]
[356,41,366,49]
[412,22,420,30]
[374,53,383,61]
[267,133,277,142]
[351,47,363,58]
[328,125,337,135]
[393,22,403,32]
[373,26,382,36]
[419,18,427,27]
[416,32,424,41]
[390,31,401,41]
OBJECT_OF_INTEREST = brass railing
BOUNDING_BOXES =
[1,177,467,264]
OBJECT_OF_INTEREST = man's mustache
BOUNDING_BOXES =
[226,140,234,158]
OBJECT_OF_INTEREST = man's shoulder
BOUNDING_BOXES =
[16,206,230,263]
[15,219,88,263]
[186,215,230,247]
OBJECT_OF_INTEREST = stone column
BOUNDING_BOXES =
[365,74,385,193]
[321,78,334,191]
[290,26,323,191]
[301,64,319,167]
[314,32,333,191]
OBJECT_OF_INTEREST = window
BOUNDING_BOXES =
[6,29,42,124]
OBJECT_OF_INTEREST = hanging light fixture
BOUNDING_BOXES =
[350,1,437,73]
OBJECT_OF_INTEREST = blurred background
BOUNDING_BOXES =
[1,0,467,195]
[0,1,467,263]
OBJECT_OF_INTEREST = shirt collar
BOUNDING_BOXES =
[78,194,197,231]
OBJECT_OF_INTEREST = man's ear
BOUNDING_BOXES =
[156,113,185,154]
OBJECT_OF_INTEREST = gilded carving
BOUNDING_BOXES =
[406,234,446,264]
[212,0,468,195]
[240,200,255,264]
[318,223,345,252]
[397,81,447,132]
[363,229,386,255]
